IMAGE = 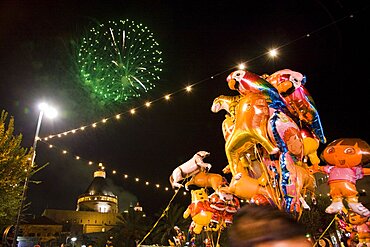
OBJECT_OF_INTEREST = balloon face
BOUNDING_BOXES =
[284,127,303,157]
[191,188,208,201]
[269,69,304,85]
[265,69,304,96]
[227,70,246,91]
[348,211,368,225]
[321,139,368,168]
[267,111,303,158]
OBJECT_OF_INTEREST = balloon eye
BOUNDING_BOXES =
[344,147,355,154]
[327,147,335,154]
[236,73,240,76]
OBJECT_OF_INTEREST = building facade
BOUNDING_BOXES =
[15,169,121,247]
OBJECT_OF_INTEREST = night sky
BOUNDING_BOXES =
[0,0,369,216]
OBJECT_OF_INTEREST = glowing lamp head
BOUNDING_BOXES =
[268,49,278,57]
[38,103,57,119]
[238,63,245,70]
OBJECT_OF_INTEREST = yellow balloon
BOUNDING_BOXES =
[301,129,320,166]
[183,189,214,234]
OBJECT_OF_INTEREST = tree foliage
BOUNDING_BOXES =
[151,203,191,245]
[299,193,335,240]
[110,206,152,247]
[0,110,34,228]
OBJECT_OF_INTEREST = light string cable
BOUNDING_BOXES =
[38,8,364,142]
[38,139,191,194]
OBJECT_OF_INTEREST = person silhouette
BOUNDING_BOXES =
[228,204,312,247]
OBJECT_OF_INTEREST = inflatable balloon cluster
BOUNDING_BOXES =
[212,68,325,213]
[168,68,370,247]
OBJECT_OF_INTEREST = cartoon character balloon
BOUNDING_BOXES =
[183,188,214,234]
[347,210,370,247]
[209,189,240,230]
[265,69,326,144]
[313,138,370,217]
[185,171,226,191]
[169,151,211,189]
[226,69,286,111]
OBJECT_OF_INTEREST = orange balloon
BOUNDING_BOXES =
[212,94,278,176]
[251,194,270,205]
[183,189,214,234]
[317,138,370,217]
[229,94,278,175]
[265,69,326,144]
[185,171,227,191]
[219,158,271,200]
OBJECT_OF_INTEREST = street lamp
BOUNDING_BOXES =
[71,237,77,247]
[65,236,77,247]
[12,102,57,247]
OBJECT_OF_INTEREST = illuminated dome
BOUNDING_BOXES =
[76,170,118,213]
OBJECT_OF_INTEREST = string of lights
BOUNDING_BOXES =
[40,86,193,141]
[39,139,191,195]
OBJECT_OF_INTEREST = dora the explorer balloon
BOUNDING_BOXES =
[314,138,370,217]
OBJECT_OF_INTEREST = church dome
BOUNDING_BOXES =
[84,170,116,196]
[77,170,118,213]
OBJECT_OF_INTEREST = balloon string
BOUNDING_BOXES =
[312,214,337,247]
[296,187,307,221]
[254,146,281,208]
[215,224,222,247]
[137,184,183,246]
[206,231,214,247]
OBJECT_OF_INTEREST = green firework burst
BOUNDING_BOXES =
[77,19,163,104]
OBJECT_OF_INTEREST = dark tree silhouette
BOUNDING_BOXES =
[110,206,151,247]
[151,203,191,245]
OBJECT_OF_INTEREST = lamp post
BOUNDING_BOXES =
[65,236,77,247]
[12,103,57,247]
[71,237,77,247]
